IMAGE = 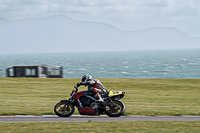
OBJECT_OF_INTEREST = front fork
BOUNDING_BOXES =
[105,96,116,107]
[62,95,73,109]
[63,90,78,109]
[63,101,69,109]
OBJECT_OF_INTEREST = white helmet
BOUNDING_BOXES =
[82,74,92,82]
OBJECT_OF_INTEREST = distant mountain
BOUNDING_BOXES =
[0,18,8,22]
[0,15,199,53]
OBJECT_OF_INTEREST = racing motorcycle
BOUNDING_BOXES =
[54,85,125,117]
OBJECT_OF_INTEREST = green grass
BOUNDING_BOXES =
[0,78,200,116]
[1,121,200,133]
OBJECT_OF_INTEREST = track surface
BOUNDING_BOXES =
[1,115,200,122]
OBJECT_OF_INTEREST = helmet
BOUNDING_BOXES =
[82,74,92,82]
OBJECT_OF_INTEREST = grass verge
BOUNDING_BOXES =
[1,121,200,133]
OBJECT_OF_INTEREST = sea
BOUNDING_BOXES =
[0,49,200,79]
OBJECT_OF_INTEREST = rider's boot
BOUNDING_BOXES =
[95,92,104,103]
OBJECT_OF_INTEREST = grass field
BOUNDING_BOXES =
[1,121,200,133]
[0,78,200,116]
[1,78,200,133]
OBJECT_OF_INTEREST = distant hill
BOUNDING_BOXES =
[0,15,199,53]
[0,18,9,23]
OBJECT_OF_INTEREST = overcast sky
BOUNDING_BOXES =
[0,0,200,37]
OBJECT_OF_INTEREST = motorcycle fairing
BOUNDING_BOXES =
[108,91,125,100]
[109,91,125,96]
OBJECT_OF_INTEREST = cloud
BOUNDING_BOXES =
[1,0,200,20]
[0,0,200,36]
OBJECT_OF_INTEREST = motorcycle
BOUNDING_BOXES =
[54,85,126,117]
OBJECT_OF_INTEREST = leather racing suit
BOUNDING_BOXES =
[78,78,107,102]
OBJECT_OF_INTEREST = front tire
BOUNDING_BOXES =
[54,101,75,117]
[105,100,125,117]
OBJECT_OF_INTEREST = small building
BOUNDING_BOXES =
[6,65,63,78]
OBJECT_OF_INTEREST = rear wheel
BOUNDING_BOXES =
[54,101,74,117]
[105,100,125,117]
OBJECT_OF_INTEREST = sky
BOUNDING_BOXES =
[0,0,200,37]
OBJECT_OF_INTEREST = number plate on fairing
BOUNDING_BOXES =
[108,91,124,96]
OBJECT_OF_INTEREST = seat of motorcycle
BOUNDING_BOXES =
[84,91,93,95]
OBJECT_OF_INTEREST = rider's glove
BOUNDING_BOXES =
[77,82,81,87]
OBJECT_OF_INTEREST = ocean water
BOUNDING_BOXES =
[0,49,200,79]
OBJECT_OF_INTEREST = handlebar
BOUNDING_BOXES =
[74,85,78,92]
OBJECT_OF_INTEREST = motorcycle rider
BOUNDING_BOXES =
[77,74,107,102]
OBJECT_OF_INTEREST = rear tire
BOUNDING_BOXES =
[105,100,125,117]
[54,101,74,117]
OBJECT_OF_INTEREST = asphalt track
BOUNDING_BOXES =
[1,115,200,122]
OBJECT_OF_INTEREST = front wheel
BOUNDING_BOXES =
[105,100,125,117]
[54,101,75,117]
